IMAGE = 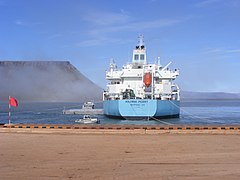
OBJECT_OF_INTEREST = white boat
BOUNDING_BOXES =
[82,101,95,109]
[63,101,103,115]
[75,115,100,124]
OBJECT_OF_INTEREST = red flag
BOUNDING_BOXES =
[9,96,18,107]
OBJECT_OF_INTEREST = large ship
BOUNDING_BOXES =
[103,35,180,119]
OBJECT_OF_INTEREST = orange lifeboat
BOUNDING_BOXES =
[143,72,152,87]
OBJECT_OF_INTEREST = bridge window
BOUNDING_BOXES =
[134,54,139,60]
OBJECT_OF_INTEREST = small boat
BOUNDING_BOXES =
[82,101,94,110]
[75,114,100,124]
[63,101,103,115]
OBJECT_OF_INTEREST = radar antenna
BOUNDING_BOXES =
[136,34,145,49]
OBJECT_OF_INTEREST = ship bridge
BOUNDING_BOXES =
[132,35,147,68]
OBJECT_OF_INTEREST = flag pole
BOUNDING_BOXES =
[8,96,11,125]
[8,96,18,125]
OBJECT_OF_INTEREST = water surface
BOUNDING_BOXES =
[0,100,239,125]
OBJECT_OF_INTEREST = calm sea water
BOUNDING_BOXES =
[0,100,239,125]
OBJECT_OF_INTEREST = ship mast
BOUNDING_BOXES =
[132,35,147,67]
[138,34,144,49]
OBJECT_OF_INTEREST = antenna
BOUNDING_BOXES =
[137,34,145,49]
[157,57,161,66]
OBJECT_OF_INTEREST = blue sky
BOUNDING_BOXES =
[0,0,240,92]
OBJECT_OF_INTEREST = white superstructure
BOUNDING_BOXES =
[103,35,180,101]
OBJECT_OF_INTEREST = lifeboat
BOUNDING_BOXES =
[143,72,152,87]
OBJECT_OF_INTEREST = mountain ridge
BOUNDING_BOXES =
[1,61,239,101]
[0,61,102,102]
[181,91,240,100]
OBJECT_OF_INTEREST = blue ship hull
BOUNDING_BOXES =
[103,99,180,119]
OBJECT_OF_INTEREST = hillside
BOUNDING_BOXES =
[0,61,102,102]
[181,91,240,100]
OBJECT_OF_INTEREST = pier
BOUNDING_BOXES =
[62,108,103,115]
[1,124,240,134]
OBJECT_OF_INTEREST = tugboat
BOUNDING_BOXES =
[103,35,180,119]
[82,101,95,110]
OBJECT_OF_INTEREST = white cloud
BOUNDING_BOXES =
[81,10,130,26]
[48,33,62,39]
[77,9,190,47]
[226,49,240,53]
[195,0,221,7]
[15,20,24,25]
[77,37,130,47]
[195,0,240,8]
[14,19,43,26]
[203,48,240,54]
[77,39,102,47]
[76,15,188,47]
[89,17,187,36]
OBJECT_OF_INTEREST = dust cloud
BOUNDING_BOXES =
[0,61,102,102]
